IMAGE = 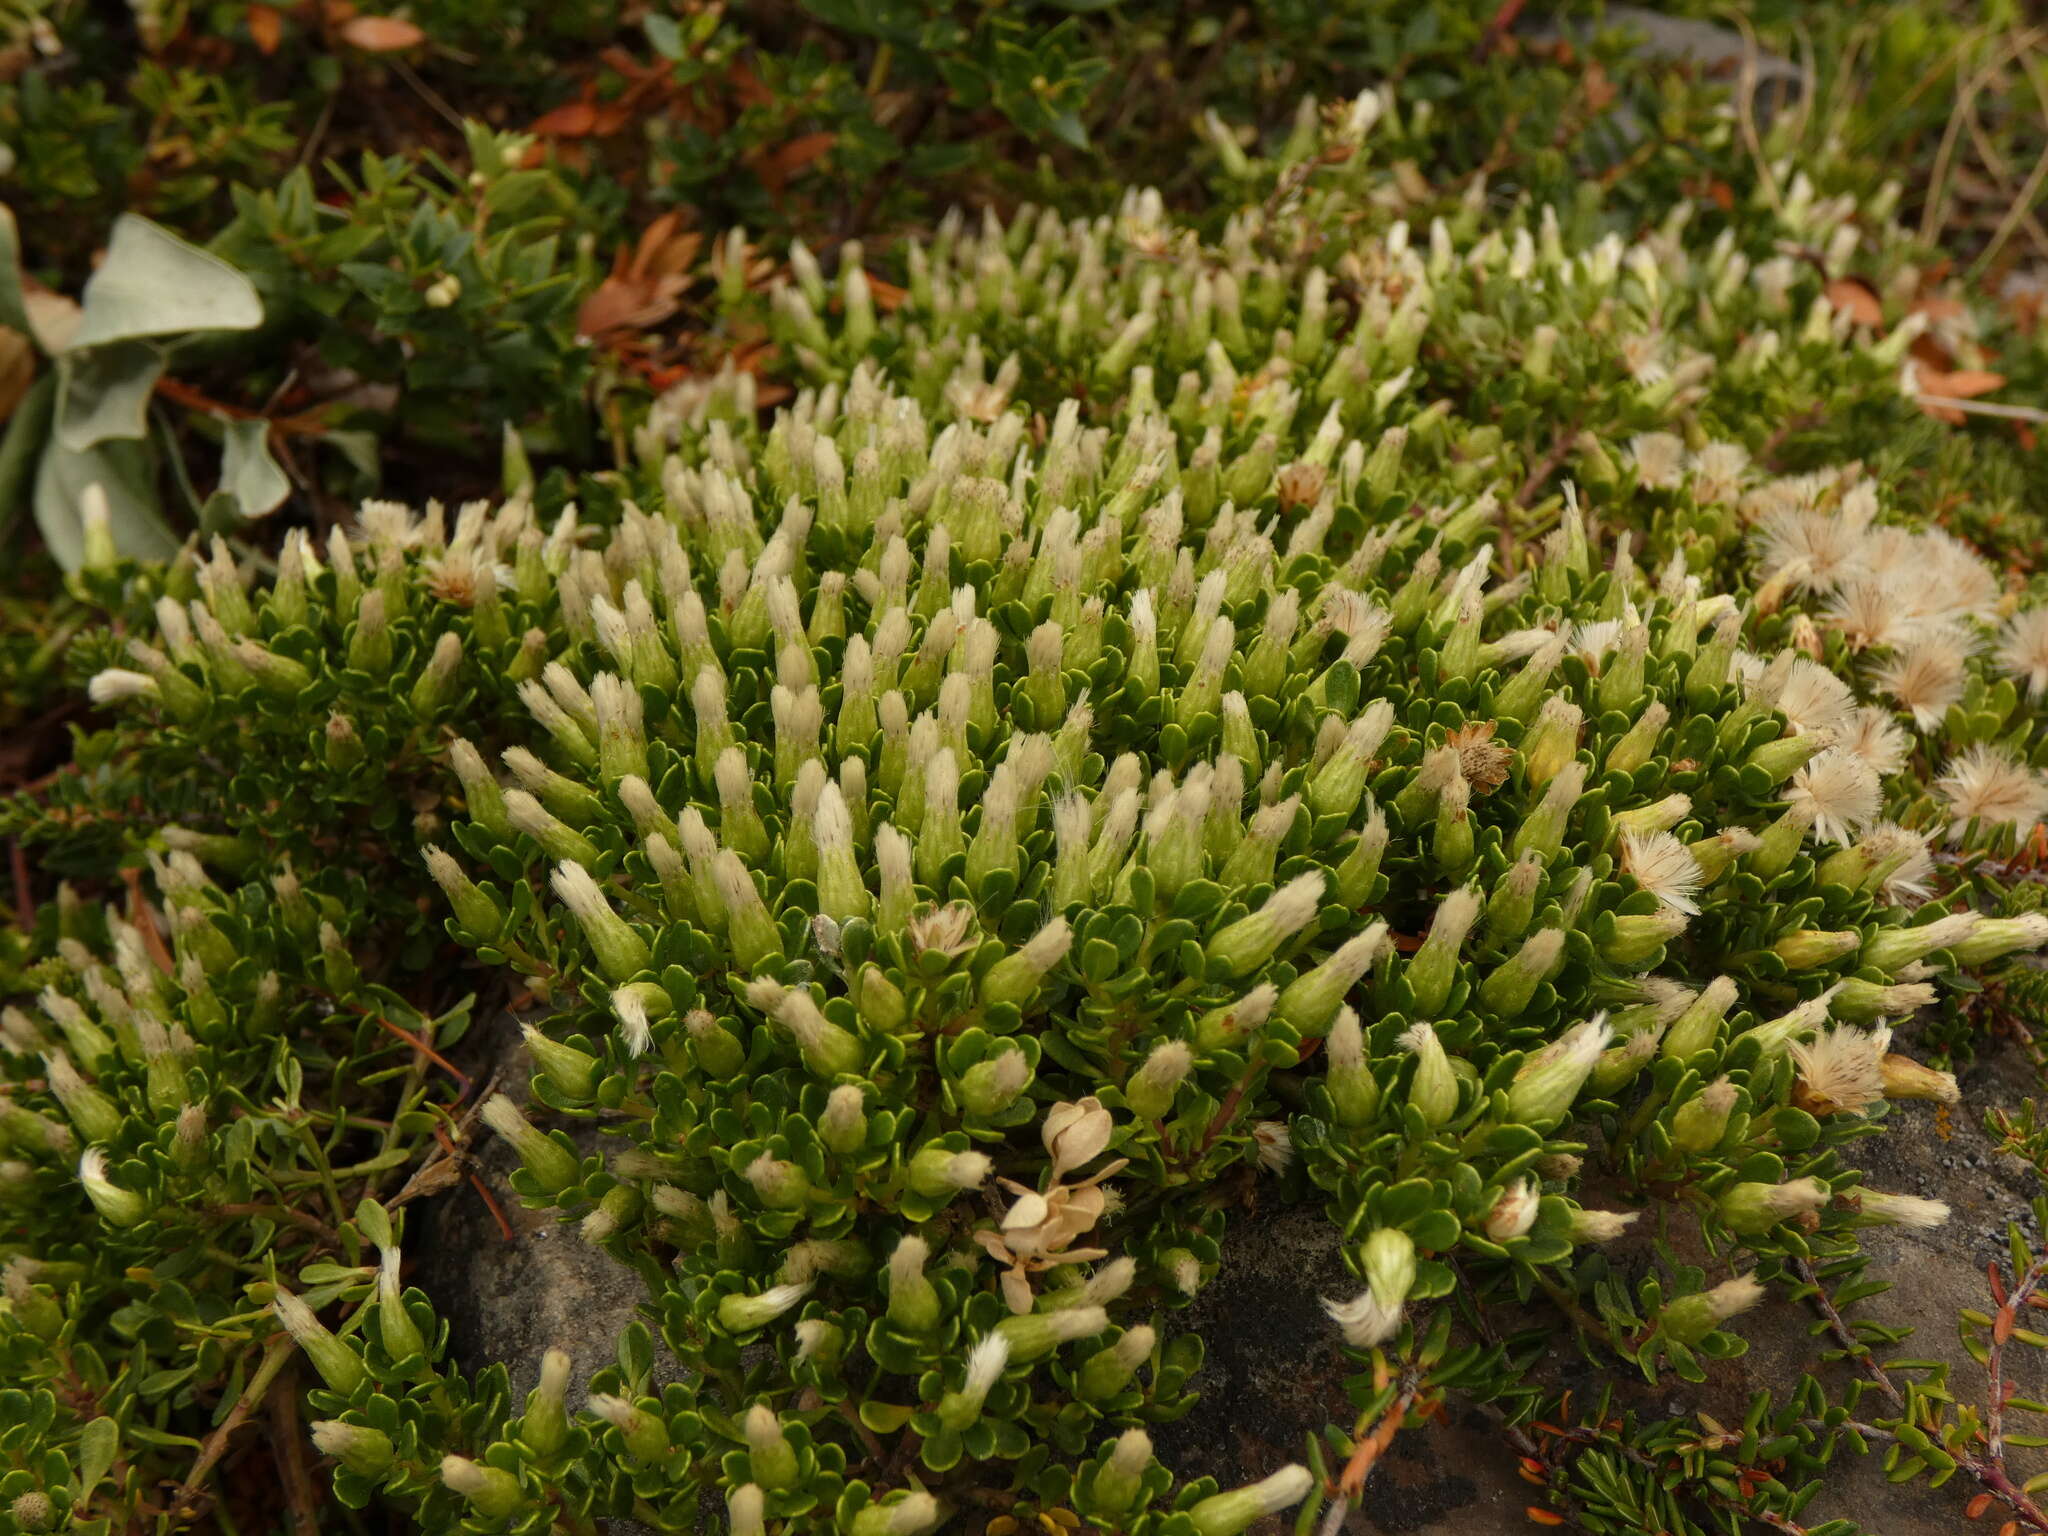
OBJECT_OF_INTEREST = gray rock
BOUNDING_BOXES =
[411,1012,667,1536]
[1519,4,1802,129]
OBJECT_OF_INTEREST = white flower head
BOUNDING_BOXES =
[1619,830,1703,915]
[1936,744,2048,844]
[1784,747,1881,846]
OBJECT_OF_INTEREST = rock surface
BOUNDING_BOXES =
[417,1015,2048,1536]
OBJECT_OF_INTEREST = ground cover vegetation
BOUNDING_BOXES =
[5,3,2048,1534]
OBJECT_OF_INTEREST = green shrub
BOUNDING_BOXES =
[7,86,2048,1534]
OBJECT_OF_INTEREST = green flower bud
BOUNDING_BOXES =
[1508,1016,1612,1124]
[1187,1466,1315,1536]
[744,1404,799,1488]
[1208,873,1326,979]
[906,1147,992,1203]
[1405,886,1480,1017]
[744,1153,811,1212]
[684,1009,748,1077]
[311,1420,395,1478]
[1772,928,1861,969]
[1478,928,1564,1018]
[1400,1023,1459,1127]
[1600,910,1687,968]
[1511,761,1586,862]
[996,1303,1108,1362]
[747,979,861,1078]
[408,631,464,720]
[886,1235,941,1332]
[960,1047,1033,1117]
[521,1024,599,1101]
[1657,1274,1764,1345]
[980,918,1072,1008]
[1276,924,1386,1036]
[1078,1324,1154,1401]
[440,1456,523,1520]
[480,1094,582,1196]
[848,1493,942,1536]
[1862,913,1978,975]
[518,1347,573,1458]
[590,1394,670,1462]
[937,1333,1013,1428]
[45,1052,122,1143]
[1662,976,1737,1059]
[1331,802,1390,907]
[1717,1177,1828,1236]
[273,1284,368,1395]
[717,1280,812,1334]
[77,1148,147,1228]
[1325,1007,1380,1126]
[422,846,504,938]
[1948,913,2048,968]
[1125,1040,1192,1120]
[1092,1428,1156,1513]
[376,1246,427,1364]
[1517,696,1582,790]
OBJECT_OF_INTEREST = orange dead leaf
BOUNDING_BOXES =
[1914,364,2007,424]
[1824,278,1883,329]
[750,131,837,196]
[530,100,601,138]
[867,275,908,312]
[1525,1511,1566,1528]
[576,215,705,339]
[1581,59,1616,113]
[247,3,283,53]
[340,14,426,51]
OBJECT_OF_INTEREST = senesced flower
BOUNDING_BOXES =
[1835,706,1909,779]
[1783,747,1881,846]
[1251,1120,1293,1173]
[1619,830,1703,915]
[1788,1024,1889,1117]
[1871,635,1970,732]
[1935,743,2048,844]
[1994,606,2048,699]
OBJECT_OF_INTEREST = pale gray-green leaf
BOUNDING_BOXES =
[34,435,179,571]
[66,215,262,352]
[218,416,290,519]
[56,341,166,451]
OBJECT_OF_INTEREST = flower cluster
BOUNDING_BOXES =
[16,84,2048,1536]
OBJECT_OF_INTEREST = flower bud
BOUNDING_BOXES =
[1078,1325,1154,1401]
[311,1420,395,1477]
[684,1009,747,1078]
[995,1303,1107,1362]
[1092,1428,1155,1512]
[1511,761,1586,862]
[717,1280,811,1333]
[422,846,503,938]
[1206,872,1326,977]
[1124,1040,1192,1120]
[1186,1466,1315,1536]
[747,978,861,1078]
[1508,1016,1612,1124]
[848,1494,942,1536]
[960,1047,1033,1117]
[1662,975,1737,1059]
[980,917,1072,1007]
[273,1284,368,1395]
[1324,1007,1380,1127]
[1717,1177,1829,1236]
[1862,913,1978,975]
[1276,924,1386,1035]
[744,1403,799,1488]
[1657,1274,1764,1345]
[1400,1023,1459,1126]
[480,1094,582,1195]
[906,1147,992,1202]
[1405,886,1480,1016]
[1483,1178,1541,1241]
[1670,1077,1736,1154]
[937,1333,1012,1428]
[1478,928,1563,1018]
[440,1455,523,1519]
[1881,1052,1959,1104]
[77,1148,147,1228]
[1772,928,1860,970]
[590,1394,670,1461]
